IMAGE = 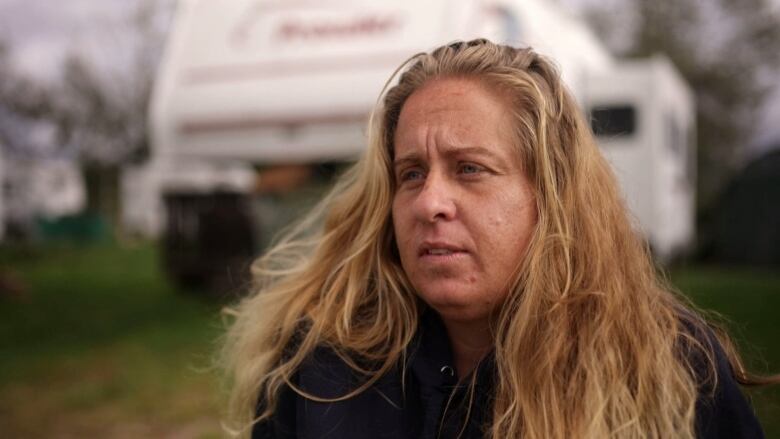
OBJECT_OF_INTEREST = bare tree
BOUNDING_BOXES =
[1,0,172,232]
[51,0,172,226]
[57,0,170,166]
[0,41,58,156]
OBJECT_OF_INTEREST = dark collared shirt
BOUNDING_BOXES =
[252,311,765,438]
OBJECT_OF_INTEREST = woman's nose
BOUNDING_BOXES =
[413,173,456,223]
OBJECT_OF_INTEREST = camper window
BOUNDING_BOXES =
[590,105,636,138]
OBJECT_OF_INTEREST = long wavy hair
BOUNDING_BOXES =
[222,39,767,438]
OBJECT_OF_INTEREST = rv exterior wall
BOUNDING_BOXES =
[133,0,695,265]
[652,57,696,259]
[586,57,696,261]
[150,0,614,163]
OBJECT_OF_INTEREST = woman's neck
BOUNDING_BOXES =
[441,318,494,379]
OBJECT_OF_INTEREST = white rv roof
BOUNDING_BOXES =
[151,0,613,162]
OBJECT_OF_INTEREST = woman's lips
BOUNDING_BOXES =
[418,242,469,263]
[420,250,468,261]
[418,241,466,255]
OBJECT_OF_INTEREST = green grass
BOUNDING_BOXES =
[0,244,777,437]
[0,243,226,438]
[672,266,780,437]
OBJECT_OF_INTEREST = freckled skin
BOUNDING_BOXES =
[391,78,538,326]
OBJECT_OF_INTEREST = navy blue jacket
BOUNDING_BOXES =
[252,312,765,438]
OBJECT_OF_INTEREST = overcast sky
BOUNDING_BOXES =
[0,0,131,74]
[0,0,778,153]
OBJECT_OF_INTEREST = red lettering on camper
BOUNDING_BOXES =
[275,15,400,41]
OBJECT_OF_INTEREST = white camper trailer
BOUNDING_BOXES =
[587,57,696,261]
[131,0,695,286]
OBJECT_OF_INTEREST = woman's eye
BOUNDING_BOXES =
[459,163,483,175]
[400,169,424,182]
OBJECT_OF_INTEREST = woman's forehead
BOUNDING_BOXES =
[393,77,518,162]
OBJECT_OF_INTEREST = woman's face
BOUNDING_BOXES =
[391,77,537,325]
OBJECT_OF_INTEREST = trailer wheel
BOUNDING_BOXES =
[163,191,256,297]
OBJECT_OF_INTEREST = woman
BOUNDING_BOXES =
[223,39,773,438]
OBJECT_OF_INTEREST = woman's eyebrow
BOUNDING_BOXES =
[395,146,497,164]
[393,154,423,170]
[443,145,497,159]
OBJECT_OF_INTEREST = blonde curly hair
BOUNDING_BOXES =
[222,39,767,438]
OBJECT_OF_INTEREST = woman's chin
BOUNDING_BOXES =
[417,285,496,324]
